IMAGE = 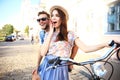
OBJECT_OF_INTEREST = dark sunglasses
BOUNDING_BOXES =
[37,18,48,22]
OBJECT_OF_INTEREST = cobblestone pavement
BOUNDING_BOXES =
[0,39,38,80]
[0,39,120,80]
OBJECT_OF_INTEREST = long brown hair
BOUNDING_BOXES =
[51,8,68,41]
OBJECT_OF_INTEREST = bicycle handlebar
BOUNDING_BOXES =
[47,40,120,68]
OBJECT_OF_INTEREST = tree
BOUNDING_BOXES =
[2,24,14,36]
[24,25,29,37]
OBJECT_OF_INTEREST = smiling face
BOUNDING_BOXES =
[37,14,49,30]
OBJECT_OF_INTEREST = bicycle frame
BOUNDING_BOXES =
[47,41,120,80]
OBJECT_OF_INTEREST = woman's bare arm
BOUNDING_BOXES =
[75,38,108,53]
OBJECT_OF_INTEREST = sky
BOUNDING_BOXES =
[0,0,40,29]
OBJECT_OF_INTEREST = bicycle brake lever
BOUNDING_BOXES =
[48,58,57,64]
[48,57,61,64]
[46,66,57,71]
[108,40,114,46]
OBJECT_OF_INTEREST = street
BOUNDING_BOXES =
[0,39,38,80]
[0,39,120,80]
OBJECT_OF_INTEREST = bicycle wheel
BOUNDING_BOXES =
[116,49,120,61]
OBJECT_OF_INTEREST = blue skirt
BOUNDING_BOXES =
[38,55,69,80]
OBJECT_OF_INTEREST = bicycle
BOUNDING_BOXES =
[46,40,120,80]
[116,47,120,60]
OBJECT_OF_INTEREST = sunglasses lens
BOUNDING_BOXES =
[37,18,47,22]
[41,18,47,21]
[37,19,40,22]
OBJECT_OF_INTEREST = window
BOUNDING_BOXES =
[107,2,120,34]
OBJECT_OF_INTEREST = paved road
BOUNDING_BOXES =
[0,39,120,80]
[0,39,38,80]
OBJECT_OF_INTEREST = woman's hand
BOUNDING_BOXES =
[67,62,74,72]
[49,20,54,35]
[32,69,40,80]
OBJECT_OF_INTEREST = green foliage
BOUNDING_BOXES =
[0,29,6,36]
[2,24,14,36]
[24,25,29,36]
[0,29,7,41]
[0,36,5,41]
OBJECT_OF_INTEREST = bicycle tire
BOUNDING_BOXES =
[116,49,120,61]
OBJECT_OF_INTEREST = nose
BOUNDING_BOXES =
[51,17,56,22]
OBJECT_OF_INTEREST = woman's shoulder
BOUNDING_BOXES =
[67,30,75,38]
[67,30,78,38]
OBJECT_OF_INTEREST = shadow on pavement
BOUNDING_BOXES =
[0,67,34,80]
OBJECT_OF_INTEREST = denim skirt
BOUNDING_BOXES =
[38,54,69,80]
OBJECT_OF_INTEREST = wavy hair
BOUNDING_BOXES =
[51,8,68,41]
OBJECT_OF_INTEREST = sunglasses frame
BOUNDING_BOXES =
[37,17,48,22]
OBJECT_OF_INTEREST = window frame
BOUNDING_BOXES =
[105,2,120,35]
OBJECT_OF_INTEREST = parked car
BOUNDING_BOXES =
[5,35,16,41]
